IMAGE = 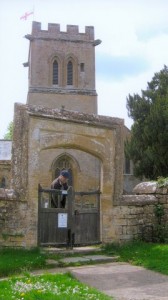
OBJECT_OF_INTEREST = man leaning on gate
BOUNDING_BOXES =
[51,170,69,208]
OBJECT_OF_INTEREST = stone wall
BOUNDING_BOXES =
[1,181,168,247]
[112,182,168,242]
[0,189,28,247]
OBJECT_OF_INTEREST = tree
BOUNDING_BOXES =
[125,65,168,180]
[4,121,13,140]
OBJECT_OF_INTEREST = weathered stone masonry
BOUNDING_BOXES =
[0,189,28,247]
[1,173,168,247]
[113,184,168,242]
[0,102,125,248]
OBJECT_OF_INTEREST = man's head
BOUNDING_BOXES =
[59,170,69,183]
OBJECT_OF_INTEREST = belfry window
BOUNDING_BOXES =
[53,60,58,85]
[67,61,73,85]
[80,63,84,72]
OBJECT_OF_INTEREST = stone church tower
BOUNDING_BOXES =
[24,21,102,191]
[26,22,98,114]
[0,21,125,248]
[0,22,157,249]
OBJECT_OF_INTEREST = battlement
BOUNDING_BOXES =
[31,21,94,41]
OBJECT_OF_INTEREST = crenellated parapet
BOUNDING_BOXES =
[26,21,94,42]
[25,20,98,113]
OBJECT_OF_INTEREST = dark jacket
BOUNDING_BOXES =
[51,178,68,208]
[51,178,68,191]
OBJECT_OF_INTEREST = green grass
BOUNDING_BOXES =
[102,240,168,275]
[0,273,112,300]
[0,247,46,277]
[0,241,168,277]
[1,242,168,278]
[1,242,168,299]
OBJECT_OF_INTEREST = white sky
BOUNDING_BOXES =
[0,0,168,138]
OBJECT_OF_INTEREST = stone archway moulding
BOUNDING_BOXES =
[10,103,124,246]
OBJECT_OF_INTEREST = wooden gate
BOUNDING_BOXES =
[38,185,100,247]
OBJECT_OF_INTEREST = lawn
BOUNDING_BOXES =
[102,240,168,275]
[0,247,112,299]
[0,273,111,300]
[0,241,168,299]
[0,247,46,277]
[1,241,168,277]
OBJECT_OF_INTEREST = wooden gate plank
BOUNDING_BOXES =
[38,185,100,246]
[74,212,100,244]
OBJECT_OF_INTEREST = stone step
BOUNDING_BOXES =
[46,255,119,267]
[41,245,102,255]
[59,255,119,264]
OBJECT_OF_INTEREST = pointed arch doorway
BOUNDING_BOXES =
[38,152,101,246]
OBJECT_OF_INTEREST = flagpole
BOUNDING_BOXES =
[33,5,35,21]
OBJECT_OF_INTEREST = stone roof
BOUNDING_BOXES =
[16,102,124,129]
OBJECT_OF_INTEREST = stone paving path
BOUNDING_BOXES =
[39,248,168,300]
[68,262,168,300]
[34,252,168,300]
[1,247,168,300]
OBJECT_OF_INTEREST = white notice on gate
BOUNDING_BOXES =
[58,213,68,228]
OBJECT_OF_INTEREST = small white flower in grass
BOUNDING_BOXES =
[12,279,60,295]
[72,286,80,294]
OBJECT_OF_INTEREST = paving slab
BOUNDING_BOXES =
[59,255,118,264]
[68,262,168,300]
[61,257,90,263]
[85,255,119,262]
[41,245,101,255]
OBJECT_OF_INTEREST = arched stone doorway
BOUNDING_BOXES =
[38,151,101,246]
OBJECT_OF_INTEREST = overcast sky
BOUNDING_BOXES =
[0,0,168,138]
